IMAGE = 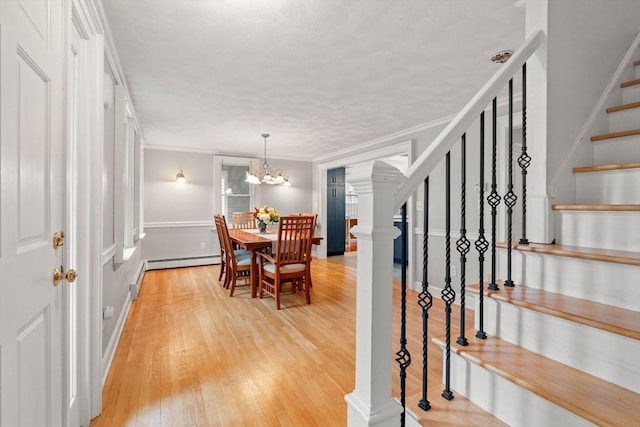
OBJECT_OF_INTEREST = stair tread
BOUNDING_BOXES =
[433,332,640,427]
[634,59,640,67]
[591,128,640,141]
[468,282,640,340]
[497,241,640,266]
[621,78,640,88]
[573,161,640,173]
[405,387,507,426]
[606,101,640,113]
[551,204,640,211]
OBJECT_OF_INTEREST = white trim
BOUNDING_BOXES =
[101,294,132,387]
[145,144,304,162]
[144,220,215,229]
[102,244,116,265]
[122,246,137,262]
[146,255,221,270]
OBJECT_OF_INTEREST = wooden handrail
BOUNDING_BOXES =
[394,30,545,212]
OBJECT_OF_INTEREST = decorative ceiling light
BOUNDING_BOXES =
[175,169,187,184]
[245,133,291,186]
[491,50,513,64]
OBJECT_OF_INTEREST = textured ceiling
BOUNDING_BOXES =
[101,0,525,161]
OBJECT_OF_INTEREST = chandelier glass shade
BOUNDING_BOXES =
[245,133,291,186]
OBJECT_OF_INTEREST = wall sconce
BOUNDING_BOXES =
[175,170,187,184]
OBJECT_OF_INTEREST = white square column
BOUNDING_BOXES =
[345,160,406,427]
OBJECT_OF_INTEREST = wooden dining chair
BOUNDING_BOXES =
[231,211,256,229]
[213,214,228,284]
[216,214,251,294]
[257,215,316,310]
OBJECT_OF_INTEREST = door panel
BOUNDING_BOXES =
[1,0,64,426]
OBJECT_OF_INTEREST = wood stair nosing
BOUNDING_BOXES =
[634,59,640,67]
[497,241,640,266]
[551,204,640,211]
[432,332,640,427]
[621,78,640,88]
[590,128,640,141]
[572,162,640,173]
[467,283,640,340]
[606,101,640,113]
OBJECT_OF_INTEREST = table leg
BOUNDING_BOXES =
[249,249,259,298]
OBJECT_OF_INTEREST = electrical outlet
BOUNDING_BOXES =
[451,265,457,277]
[200,242,205,249]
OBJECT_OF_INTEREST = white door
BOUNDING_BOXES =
[0,0,66,426]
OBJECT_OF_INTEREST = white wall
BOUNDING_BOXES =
[143,149,219,264]
[142,150,314,265]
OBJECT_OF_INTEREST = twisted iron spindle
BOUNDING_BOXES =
[441,152,455,401]
[476,112,489,340]
[456,134,470,347]
[518,63,531,245]
[504,79,517,287]
[418,177,432,411]
[396,203,411,426]
[488,97,501,291]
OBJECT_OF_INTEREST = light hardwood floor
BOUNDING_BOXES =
[90,258,503,427]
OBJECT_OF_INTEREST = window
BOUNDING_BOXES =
[213,156,254,223]
[221,164,251,221]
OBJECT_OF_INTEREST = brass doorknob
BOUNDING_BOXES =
[65,269,78,283]
[52,267,78,287]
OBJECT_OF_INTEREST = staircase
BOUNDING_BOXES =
[434,58,640,425]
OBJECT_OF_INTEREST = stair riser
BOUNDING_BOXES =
[503,250,640,311]
[554,211,640,252]
[593,134,640,164]
[443,348,594,427]
[477,298,640,393]
[623,84,640,104]
[607,107,640,132]
[575,169,640,204]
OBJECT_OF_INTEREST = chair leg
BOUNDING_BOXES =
[275,281,281,310]
[218,259,225,282]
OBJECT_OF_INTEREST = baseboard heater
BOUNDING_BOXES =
[145,254,221,272]
[129,261,147,301]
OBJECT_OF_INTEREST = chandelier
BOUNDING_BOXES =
[245,133,291,186]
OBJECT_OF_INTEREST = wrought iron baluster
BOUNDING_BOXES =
[456,134,470,346]
[519,63,531,245]
[418,177,432,411]
[476,112,488,339]
[504,79,517,287]
[441,152,455,401]
[396,203,411,426]
[488,98,501,291]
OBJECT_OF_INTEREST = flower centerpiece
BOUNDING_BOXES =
[253,205,280,233]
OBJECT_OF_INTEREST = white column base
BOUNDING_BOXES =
[345,392,403,427]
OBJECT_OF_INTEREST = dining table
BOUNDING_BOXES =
[227,228,322,298]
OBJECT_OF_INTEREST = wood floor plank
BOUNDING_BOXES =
[89,260,502,427]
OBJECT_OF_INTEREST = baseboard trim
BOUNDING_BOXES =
[146,255,221,270]
[101,294,132,388]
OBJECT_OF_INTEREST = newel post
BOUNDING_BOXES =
[345,160,406,427]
